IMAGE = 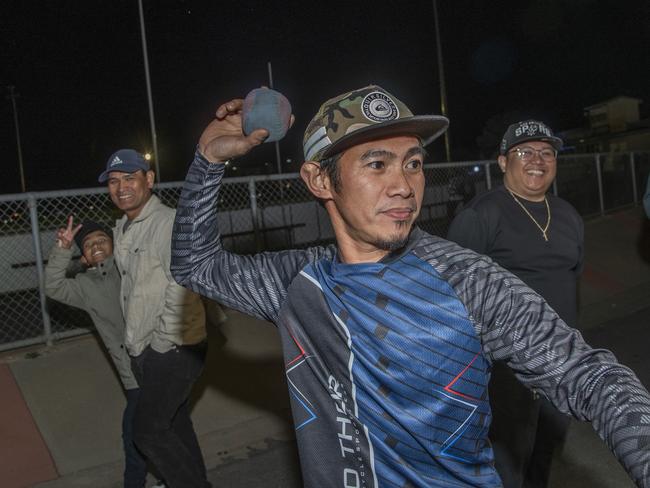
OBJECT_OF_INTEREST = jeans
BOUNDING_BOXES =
[123,388,148,488]
[130,342,210,488]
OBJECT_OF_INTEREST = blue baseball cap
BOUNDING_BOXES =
[98,149,150,183]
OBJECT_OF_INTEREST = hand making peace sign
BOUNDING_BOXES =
[56,216,83,249]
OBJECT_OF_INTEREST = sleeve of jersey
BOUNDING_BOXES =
[455,257,650,486]
[171,151,322,324]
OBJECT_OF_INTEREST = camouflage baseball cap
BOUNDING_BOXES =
[303,85,449,162]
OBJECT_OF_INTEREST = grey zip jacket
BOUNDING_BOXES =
[45,245,137,390]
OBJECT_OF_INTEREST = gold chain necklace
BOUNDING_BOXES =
[506,188,551,241]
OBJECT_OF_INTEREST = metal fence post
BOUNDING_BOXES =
[630,152,638,204]
[484,162,492,190]
[595,154,605,216]
[248,179,262,252]
[28,195,53,346]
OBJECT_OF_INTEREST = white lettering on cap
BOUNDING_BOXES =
[515,122,552,138]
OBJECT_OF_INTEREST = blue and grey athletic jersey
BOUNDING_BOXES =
[171,152,650,488]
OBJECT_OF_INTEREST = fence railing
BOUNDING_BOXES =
[1,151,649,351]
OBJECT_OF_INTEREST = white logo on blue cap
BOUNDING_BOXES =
[110,156,123,167]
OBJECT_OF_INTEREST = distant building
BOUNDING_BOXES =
[558,96,650,153]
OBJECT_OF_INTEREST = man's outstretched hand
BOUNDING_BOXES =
[57,216,82,249]
[198,98,270,163]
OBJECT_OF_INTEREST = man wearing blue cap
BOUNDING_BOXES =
[99,149,210,488]
[171,88,650,487]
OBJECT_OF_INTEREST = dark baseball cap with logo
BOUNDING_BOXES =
[98,149,150,183]
[499,120,563,155]
[73,220,113,251]
[303,85,449,162]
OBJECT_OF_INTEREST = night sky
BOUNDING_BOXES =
[2,0,649,194]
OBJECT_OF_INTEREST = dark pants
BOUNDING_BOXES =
[130,342,210,488]
[123,388,148,488]
[489,362,570,488]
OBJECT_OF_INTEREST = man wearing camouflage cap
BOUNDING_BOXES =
[171,87,650,487]
[447,121,584,487]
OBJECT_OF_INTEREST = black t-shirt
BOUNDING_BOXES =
[447,185,584,327]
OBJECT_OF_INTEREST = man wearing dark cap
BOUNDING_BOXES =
[44,217,153,488]
[447,120,584,487]
[171,88,650,487]
[99,149,210,488]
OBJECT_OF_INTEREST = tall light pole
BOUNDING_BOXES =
[7,86,26,192]
[433,0,452,162]
[267,61,283,174]
[138,0,161,181]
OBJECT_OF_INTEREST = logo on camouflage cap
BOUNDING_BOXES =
[362,92,399,122]
[303,85,449,162]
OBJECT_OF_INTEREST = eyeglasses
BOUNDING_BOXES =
[508,146,557,162]
[83,237,109,250]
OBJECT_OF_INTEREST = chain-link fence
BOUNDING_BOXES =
[1,152,648,351]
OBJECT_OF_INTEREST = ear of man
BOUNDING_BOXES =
[300,161,335,200]
[146,170,155,188]
[497,155,507,173]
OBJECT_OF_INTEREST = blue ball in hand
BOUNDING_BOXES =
[242,87,292,143]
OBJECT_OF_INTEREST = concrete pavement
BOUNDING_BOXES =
[4,313,296,488]
[1,206,649,487]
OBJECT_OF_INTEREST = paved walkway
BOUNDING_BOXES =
[1,206,649,487]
